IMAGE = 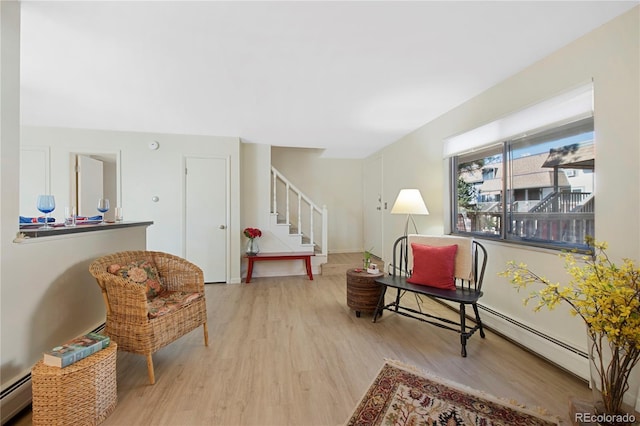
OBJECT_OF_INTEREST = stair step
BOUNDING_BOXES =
[321,253,385,276]
[269,205,321,255]
[321,263,353,276]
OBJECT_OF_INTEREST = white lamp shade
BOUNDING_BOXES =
[390,189,429,215]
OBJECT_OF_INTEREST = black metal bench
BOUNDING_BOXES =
[373,235,488,357]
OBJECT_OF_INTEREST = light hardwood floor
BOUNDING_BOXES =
[10,253,590,425]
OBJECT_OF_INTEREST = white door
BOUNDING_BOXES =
[77,155,104,217]
[363,156,383,258]
[185,157,227,283]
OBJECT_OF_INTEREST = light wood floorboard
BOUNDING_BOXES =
[10,254,590,425]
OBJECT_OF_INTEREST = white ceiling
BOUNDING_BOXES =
[19,1,638,158]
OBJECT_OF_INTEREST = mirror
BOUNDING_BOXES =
[73,154,118,220]
[19,148,119,222]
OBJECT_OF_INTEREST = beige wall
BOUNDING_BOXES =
[241,142,272,235]
[371,6,639,378]
[1,0,24,411]
[2,4,151,413]
[1,227,149,418]
[20,126,243,282]
[271,146,364,253]
[240,142,297,253]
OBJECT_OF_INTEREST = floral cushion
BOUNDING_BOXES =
[147,291,203,319]
[108,259,165,300]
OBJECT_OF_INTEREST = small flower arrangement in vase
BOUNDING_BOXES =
[363,247,374,270]
[500,237,640,424]
[243,227,262,256]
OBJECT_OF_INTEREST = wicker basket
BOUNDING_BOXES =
[31,343,117,425]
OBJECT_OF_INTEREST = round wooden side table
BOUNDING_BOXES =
[346,268,384,317]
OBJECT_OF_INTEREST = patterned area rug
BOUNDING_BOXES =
[346,360,560,426]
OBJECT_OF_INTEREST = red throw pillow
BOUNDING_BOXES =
[406,243,458,290]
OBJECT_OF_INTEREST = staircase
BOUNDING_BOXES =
[252,166,328,278]
[271,166,328,254]
[269,212,316,252]
[529,191,593,213]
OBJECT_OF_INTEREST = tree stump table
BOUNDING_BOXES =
[346,268,384,317]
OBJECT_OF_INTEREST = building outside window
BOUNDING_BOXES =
[452,117,595,250]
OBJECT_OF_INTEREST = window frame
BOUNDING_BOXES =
[450,117,595,252]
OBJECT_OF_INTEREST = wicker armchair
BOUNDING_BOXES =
[89,251,209,384]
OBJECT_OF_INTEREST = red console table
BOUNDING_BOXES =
[244,252,315,283]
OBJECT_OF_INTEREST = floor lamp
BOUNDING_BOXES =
[390,189,429,275]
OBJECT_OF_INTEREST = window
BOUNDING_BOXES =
[451,117,595,249]
[445,83,595,250]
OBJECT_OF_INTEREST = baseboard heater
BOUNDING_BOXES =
[477,304,588,359]
[0,323,106,425]
[425,295,590,377]
[0,373,32,425]
[385,263,589,363]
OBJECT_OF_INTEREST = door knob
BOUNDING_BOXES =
[219,225,226,229]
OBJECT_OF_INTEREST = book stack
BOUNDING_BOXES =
[43,332,111,368]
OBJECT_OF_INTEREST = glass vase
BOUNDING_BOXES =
[588,332,640,425]
[363,258,371,270]
[246,238,260,256]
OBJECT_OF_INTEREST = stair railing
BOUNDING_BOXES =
[271,166,328,256]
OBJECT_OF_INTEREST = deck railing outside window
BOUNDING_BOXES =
[452,117,595,250]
